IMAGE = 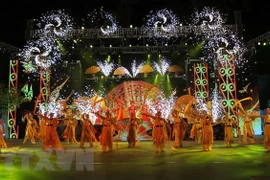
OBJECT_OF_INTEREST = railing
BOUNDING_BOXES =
[29,25,237,39]
[87,45,187,54]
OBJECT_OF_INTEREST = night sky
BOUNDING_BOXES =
[0,0,269,47]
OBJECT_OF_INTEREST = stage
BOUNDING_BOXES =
[0,136,269,180]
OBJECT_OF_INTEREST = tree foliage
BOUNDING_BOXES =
[0,83,24,112]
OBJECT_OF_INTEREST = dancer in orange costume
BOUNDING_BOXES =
[115,97,124,121]
[36,112,63,151]
[126,117,139,148]
[213,113,239,147]
[259,108,270,151]
[23,112,38,144]
[114,98,125,149]
[128,100,140,146]
[61,108,78,144]
[171,109,187,148]
[37,113,46,143]
[194,110,214,151]
[189,117,202,144]
[80,113,98,148]
[0,113,7,152]
[237,108,260,145]
[96,110,116,152]
[141,111,170,153]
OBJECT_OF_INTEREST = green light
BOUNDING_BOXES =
[107,55,111,62]
[73,40,77,43]
[166,75,172,96]
[56,41,66,55]
[118,55,121,64]
[188,42,203,58]
[146,54,151,64]
[154,74,159,84]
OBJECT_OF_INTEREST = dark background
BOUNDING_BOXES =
[0,0,268,47]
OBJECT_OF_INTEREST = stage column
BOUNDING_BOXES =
[8,60,19,139]
[194,63,209,104]
[217,49,238,120]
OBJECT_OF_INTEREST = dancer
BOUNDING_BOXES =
[189,117,202,144]
[236,121,243,145]
[128,100,139,118]
[127,100,140,147]
[260,108,270,151]
[37,112,46,143]
[114,98,125,149]
[115,97,125,121]
[61,108,78,144]
[141,104,150,122]
[193,110,214,151]
[23,112,38,144]
[171,109,187,148]
[141,110,170,153]
[0,113,7,152]
[126,117,139,148]
[95,110,116,152]
[36,112,63,151]
[213,113,238,147]
[80,113,98,148]
[237,108,260,144]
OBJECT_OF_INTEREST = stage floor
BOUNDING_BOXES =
[0,136,270,180]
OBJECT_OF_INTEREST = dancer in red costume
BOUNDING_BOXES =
[128,100,139,118]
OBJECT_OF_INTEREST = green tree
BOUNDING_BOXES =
[0,83,23,113]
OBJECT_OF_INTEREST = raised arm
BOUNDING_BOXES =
[141,112,155,119]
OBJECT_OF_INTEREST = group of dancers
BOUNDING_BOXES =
[0,98,270,153]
